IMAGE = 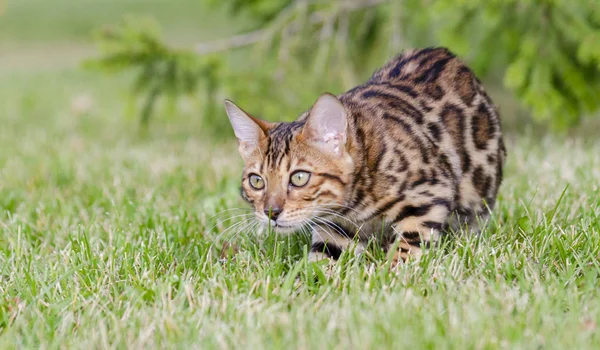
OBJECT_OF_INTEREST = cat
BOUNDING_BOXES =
[223,47,506,265]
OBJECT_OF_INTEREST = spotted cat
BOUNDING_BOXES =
[224,47,506,264]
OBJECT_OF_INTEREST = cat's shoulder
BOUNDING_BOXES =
[368,47,468,84]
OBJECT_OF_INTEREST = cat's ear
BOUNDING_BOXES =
[224,100,271,158]
[303,93,347,157]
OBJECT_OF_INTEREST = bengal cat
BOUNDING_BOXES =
[223,47,506,264]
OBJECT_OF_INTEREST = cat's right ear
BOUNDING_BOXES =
[224,100,271,158]
[302,93,348,157]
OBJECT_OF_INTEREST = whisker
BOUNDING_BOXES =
[313,217,353,239]
[213,217,255,242]
[206,213,255,233]
[301,208,362,234]
[304,203,363,216]
[223,219,263,247]
[300,218,325,244]
[225,220,260,246]
[309,208,361,227]
[209,207,252,220]
[305,218,337,243]
[297,222,313,239]
[298,218,314,238]
[295,203,363,224]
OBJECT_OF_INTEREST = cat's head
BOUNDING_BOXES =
[224,94,354,233]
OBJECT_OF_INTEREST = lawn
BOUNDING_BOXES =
[1,1,600,349]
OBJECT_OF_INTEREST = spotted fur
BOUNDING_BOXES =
[224,47,506,265]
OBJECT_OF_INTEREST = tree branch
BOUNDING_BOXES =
[195,0,389,55]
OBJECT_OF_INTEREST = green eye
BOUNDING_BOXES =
[290,171,311,187]
[249,174,264,190]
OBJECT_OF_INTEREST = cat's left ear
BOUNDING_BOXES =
[224,100,271,158]
[302,93,348,157]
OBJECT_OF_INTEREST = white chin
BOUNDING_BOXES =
[273,225,299,234]
[257,217,302,234]
[261,221,299,234]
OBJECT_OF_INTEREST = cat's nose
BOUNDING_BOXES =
[264,207,283,221]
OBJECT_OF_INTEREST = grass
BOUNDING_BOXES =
[1,1,600,348]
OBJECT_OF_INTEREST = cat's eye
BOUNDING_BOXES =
[249,174,265,190]
[290,171,311,187]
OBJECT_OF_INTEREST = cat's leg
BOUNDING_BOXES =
[448,207,491,235]
[389,197,451,265]
[308,224,365,262]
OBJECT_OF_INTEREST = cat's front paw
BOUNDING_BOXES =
[390,245,423,268]
[390,251,405,268]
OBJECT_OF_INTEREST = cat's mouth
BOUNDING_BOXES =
[256,211,312,234]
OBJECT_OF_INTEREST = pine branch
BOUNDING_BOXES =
[195,0,389,55]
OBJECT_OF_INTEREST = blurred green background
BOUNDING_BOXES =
[2,0,598,137]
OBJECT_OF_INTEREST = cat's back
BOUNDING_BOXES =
[341,47,500,143]
[339,47,506,228]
